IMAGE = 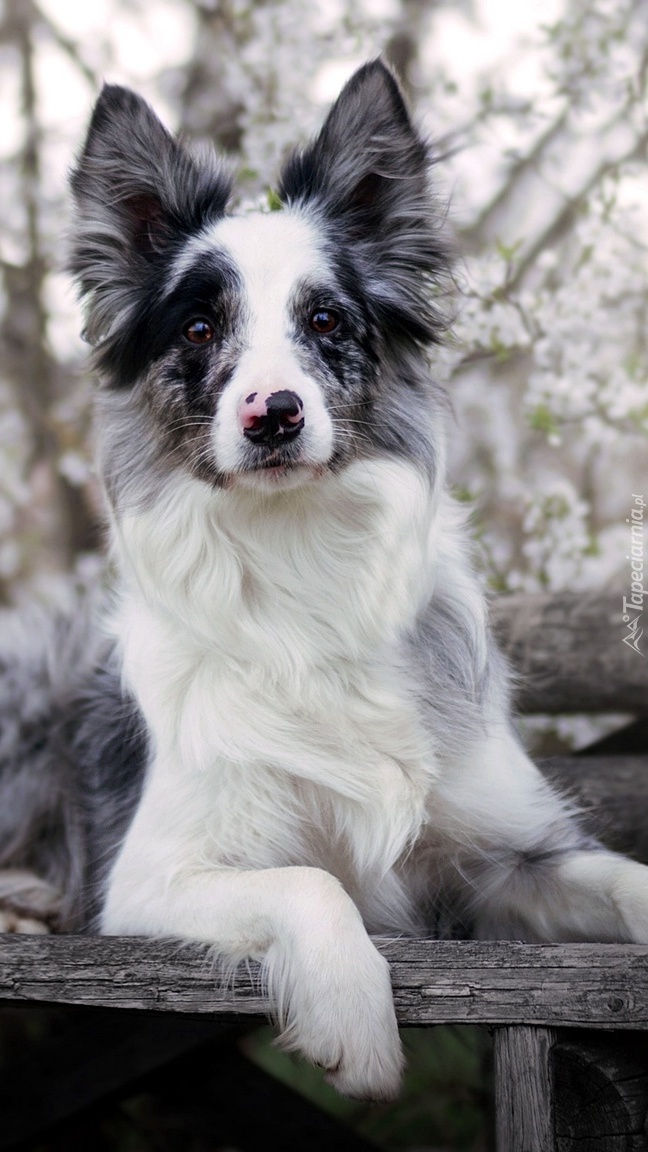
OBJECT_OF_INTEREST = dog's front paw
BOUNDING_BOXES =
[271,928,404,1101]
[321,972,404,1102]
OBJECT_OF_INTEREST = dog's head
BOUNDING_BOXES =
[70,61,450,506]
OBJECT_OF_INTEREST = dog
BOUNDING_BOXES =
[2,59,648,1101]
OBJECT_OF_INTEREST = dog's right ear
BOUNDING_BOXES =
[70,85,232,344]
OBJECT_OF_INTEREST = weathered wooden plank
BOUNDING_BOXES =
[0,935,267,1015]
[491,594,648,714]
[494,1026,556,1152]
[2,936,648,1029]
[387,939,648,1029]
[541,756,648,862]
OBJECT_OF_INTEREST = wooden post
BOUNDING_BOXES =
[552,1034,648,1150]
[494,1026,556,1152]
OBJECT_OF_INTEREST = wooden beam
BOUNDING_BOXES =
[541,755,648,862]
[491,594,648,715]
[2,936,648,1030]
[494,1027,556,1152]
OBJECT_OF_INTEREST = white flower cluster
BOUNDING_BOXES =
[517,479,592,591]
[522,191,648,446]
[545,0,643,110]
[422,0,648,595]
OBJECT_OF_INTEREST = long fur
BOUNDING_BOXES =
[2,60,648,1100]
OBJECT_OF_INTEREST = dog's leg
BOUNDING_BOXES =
[103,824,403,1099]
[435,729,648,943]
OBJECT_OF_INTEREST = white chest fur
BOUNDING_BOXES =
[109,459,441,926]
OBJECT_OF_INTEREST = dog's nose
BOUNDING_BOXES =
[239,389,305,445]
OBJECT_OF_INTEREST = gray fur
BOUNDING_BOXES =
[0,597,146,930]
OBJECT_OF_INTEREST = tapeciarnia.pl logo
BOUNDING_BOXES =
[622,494,645,656]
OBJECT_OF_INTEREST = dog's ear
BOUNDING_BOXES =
[278,60,449,346]
[278,60,427,234]
[70,86,232,343]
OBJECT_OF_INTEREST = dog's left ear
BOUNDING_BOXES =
[278,60,428,236]
[278,60,449,346]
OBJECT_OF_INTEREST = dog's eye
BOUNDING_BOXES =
[183,318,215,345]
[309,309,339,335]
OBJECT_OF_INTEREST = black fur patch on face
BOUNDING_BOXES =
[98,250,248,487]
[94,251,242,389]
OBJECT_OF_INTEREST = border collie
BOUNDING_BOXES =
[2,60,648,1101]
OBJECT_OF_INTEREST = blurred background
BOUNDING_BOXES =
[0,0,646,1147]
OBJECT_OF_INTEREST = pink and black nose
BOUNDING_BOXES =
[238,389,305,446]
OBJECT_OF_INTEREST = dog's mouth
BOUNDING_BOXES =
[245,441,302,469]
[229,446,327,491]
[257,449,298,469]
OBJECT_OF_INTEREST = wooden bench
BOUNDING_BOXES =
[1,592,647,1150]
